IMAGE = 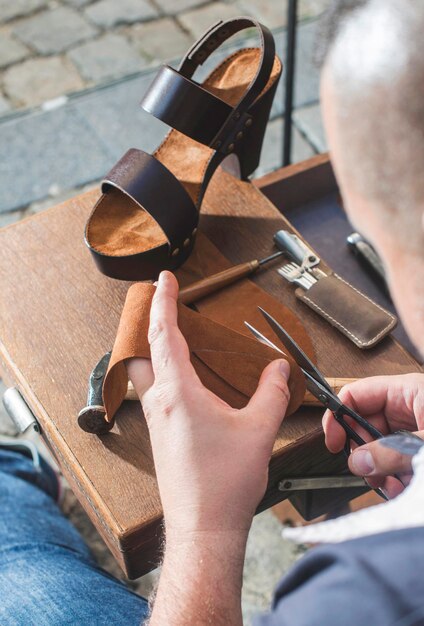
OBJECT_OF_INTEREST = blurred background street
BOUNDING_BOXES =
[0,0,329,224]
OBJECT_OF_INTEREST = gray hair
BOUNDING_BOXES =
[320,0,424,250]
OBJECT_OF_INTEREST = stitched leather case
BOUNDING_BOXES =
[295,273,397,349]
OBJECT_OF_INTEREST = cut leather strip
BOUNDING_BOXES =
[176,233,316,362]
[103,283,306,424]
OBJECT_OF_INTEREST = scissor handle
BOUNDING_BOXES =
[336,414,368,451]
[339,404,384,440]
[334,415,389,501]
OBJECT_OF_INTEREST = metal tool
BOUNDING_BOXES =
[178,250,285,304]
[78,351,115,434]
[245,306,395,501]
[2,387,40,434]
[278,262,318,290]
[274,229,320,271]
[0,437,41,471]
[347,232,391,300]
[278,475,366,492]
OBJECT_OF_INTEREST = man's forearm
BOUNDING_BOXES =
[149,531,248,625]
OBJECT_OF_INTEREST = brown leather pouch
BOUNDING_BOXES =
[295,273,397,349]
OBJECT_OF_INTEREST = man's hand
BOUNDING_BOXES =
[323,374,424,498]
[126,271,291,625]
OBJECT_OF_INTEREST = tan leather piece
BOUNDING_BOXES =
[103,282,306,423]
[87,49,281,257]
[103,233,315,425]
[180,235,315,351]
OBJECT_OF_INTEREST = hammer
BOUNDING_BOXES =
[77,347,356,434]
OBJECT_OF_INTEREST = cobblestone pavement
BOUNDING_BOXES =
[0,0,329,111]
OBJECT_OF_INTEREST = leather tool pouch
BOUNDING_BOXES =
[295,273,397,349]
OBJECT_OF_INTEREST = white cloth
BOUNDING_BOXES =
[283,446,424,544]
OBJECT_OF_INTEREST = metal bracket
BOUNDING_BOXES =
[2,387,40,434]
[278,476,366,492]
[0,438,41,471]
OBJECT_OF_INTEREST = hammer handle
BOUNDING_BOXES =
[178,260,259,305]
[126,377,357,406]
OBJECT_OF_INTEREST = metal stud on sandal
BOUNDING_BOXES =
[84,16,282,281]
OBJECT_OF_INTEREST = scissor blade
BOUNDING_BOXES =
[378,433,424,457]
[244,322,286,355]
[258,307,332,391]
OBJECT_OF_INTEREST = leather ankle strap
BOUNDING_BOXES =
[140,16,277,154]
[179,16,275,115]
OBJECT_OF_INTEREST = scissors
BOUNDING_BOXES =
[246,306,396,500]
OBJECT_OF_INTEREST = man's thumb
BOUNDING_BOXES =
[246,359,291,432]
[349,438,420,478]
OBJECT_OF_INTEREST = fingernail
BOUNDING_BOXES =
[352,449,375,475]
[279,360,290,381]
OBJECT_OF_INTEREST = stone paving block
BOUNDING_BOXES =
[269,21,321,121]
[0,0,48,23]
[85,0,158,29]
[0,105,112,212]
[154,0,209,15]
[0,31,29,69]
[0,94,11,114]
[255,116,315,178]
[13,7,98,55]
[3,56,84,108]
[73,69,167,159]
[129,17,192,62]
[64,0,94,7]
[293,102,327,152]
[299,0,331,20]
[179,2,241,38]
[235,0,330,29]
[28,181,97,214]
[236,0,288,29]
[68,33,146,83]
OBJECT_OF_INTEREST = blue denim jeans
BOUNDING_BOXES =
[0,445,149,625]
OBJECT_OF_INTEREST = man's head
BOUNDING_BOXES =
[319,0,424,355]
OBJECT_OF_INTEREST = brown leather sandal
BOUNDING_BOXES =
[85,17,282,281]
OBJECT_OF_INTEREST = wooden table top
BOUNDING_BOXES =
[0,158,419,576]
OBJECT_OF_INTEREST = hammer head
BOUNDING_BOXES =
[78,351,113,435]
[78,405,115,434]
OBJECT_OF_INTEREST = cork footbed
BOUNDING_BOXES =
[86,49,281,257]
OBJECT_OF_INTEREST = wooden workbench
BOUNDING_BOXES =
[0,154,419,578]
